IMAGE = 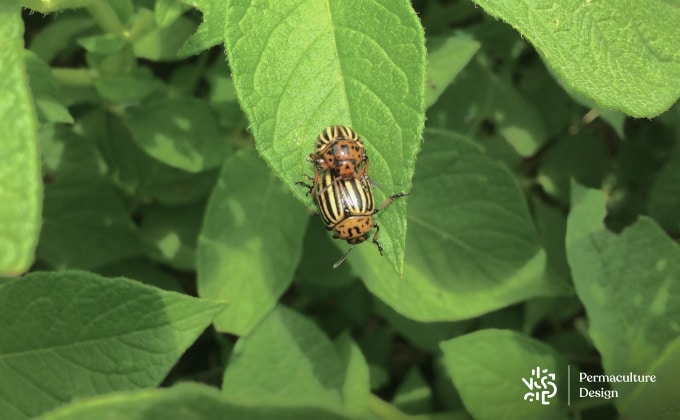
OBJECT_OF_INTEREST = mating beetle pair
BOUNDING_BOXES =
[298,125,408,268]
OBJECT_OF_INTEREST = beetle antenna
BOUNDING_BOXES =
[333,245,355,269]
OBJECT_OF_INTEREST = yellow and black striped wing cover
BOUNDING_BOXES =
[314,171,375,229]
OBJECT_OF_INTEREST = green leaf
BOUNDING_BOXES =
[197,149,308,335]
[518,57,581,141]
[294,219,358,289]
[523,297,583,334]
[80,110,217,205]
[606,124,675,231]
[375,300,470,352]
[0,271,225,420]
[536,132,610,205]
[178,0,227,57]
[647,150,680,234]
[221,305,367,413]
[143,167,220,206]
[441,329,568,420]
[0,1,42,276]
[354,130,569,322]
[428,58,547,158]
[38,125,145,270]
[37,383,355,420]
[77,34,127,54]
[392,367,433,414]
[29,15,96,63]
[40,182,146,269]
[155,0,191,28]
[620,336,680,419]
[140,202,205,271]
[490,73,547,158]
[223,0,426,273]
[106,0,134,25]
[431,357,464,412]
[356,324,392,369]
[24,50,74,124]
[125,96,227,172]
[421,1,480,39]
[368,365,389,391]
[473,0,680,118]
[132,10,197,61]
[206,61,249,130]
[566,184,680,400]
[425,35,480,109]
[333,283,372,327]
[96,258,185,293]
[334,332,370,417]
[95,67,162,104]
[51,68,100,106]
[531,197,571,286]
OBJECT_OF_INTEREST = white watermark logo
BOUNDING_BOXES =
[522,367,557,405]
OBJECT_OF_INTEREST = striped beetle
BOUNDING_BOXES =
[298,167,408,268]
[308,125,369,180]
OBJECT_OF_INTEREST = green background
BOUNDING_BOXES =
[2,0,679,419]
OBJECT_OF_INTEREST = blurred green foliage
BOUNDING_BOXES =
[1,0,679,419]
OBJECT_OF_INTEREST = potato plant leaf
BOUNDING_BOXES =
[352,130,570,321]
[0,271,225,419]
[473,0,680,117]
[0,0,42,276]
[221,305,368,414]
[620,336,680,419]
[566,184,680,405]
[197,149,308,335]
[425,35,480,109]
[37,383,355,420]
[441,329,569,419]
[222,0,426,273]
[178,0,227,57]
[647,150,680,234]
[38,126,145,270]
[428,58,547,158]
[125,97,228,172]
[24,50,74,124]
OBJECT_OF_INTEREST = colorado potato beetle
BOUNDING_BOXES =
[297,168,408,268]
[308,125,369,179]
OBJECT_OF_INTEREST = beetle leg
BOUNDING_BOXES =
[333,245,355,269]
[357,159,369,179]
[295,181,314,196]
[371,223,384,256]
[374,191,409,214]
[364,175,380,191]
[297,166,326,197]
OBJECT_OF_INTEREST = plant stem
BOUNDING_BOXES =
[125,10,157,43]
[85,0,124,35]
[51,68,98,87]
